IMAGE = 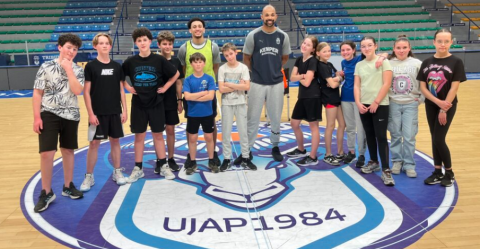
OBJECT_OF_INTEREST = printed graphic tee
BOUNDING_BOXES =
[183,73,216,117]
[218,62,250,106]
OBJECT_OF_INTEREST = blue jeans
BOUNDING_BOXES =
[388,101,419,170]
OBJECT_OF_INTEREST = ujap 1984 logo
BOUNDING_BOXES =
[21,122,458,249]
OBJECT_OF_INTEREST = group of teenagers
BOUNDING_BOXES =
[31,4,466,214]
[288,27,466,188]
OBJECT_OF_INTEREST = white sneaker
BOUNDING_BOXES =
[381,169,395,186]
[127,166,144,183]
[112,168,127,185]
[405,169,417,178]
[160,164,175,180]
[80,174,94,192]
[391,161,402,175]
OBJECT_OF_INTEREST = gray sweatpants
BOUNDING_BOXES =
[247,82,284,148]
[221,104,249,159]
[341,101,366,155]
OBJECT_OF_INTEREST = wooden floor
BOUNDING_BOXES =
[0,80,479,249]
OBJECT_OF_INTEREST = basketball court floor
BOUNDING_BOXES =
[1,80,479,249]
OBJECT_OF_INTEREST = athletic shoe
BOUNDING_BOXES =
[80,173,95,192]
[441,170,455,187]
[343,151,356,164]
[234,151,252,165]
[112,168,127,185]
[160,164,176,180]
[185,161,197,175]
[272,146,283,161]
[361,161,380,174]
[127,166,144,183]
[355,155,366,168]
[34,189,56,213]
[286,148,307,158]
[391,161,402,175]
[154,162,161,174]
[241,158,257,171]
[62,182,83,199]
[297,156,318,166]
[381,169,395,186]
[213,151,221,166]
[168,158,180,171]
[220,159,231,172]
[335,153,346,161]
[405,169,417,178]
[323,154,341,166]
[424,171,444,185]
[208,159,219,173]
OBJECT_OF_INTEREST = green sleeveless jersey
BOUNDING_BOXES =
[185,39,216,81]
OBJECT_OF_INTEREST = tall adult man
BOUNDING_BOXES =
[178,17,222,166]
[236,5,291,164]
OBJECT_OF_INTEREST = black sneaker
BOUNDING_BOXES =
[62,182,83,199]
[241,158,257,171]
[335,153,346,161]
[344,151,356,164]
[424,171,444,185]
[297,156,318,166]
[441,170,455,187]
[168,158,180,171]
[34,189,56,213]
[355,155,366,168]
[323,154,341,166]
[272,146,283,161]
[208,159,219,173]
[220,159,231,172]
[286,148,307,158]
[213,151,221,166]
[234,151,252,165]
[184,160,197,175]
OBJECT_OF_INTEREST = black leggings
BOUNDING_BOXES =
[360,105,389,169]
[425,103,457,168]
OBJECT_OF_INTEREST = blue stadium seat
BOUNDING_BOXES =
[50,34,60,42]
[332,27,342,34]
[324,27,332,34]
[234,38,245,46]
[174,40,183,48]
[84,42,93,50]
[45,44,57,52]
[317,35,327,42]
[327,19,338,25]
[209,30,218,37]
[331,44,340,52]
[225,30,235,37]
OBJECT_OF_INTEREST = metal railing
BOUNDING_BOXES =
[286,0,305,48]
[446,0,480,42]
[110,0,129,59]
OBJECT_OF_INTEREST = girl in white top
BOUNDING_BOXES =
[387,35,423,178]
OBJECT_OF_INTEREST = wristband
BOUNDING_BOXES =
[440,109,446,113]
[177,99,182,102]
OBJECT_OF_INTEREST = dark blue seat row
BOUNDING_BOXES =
[50,33,98,42]
[143,0,268,7]
[295,3,343,10]
[293,0,338,3]
[54,25,110,33]
[138,21,261,30]
[58,17,113,24]
[139,13,261,22]
[65,2,116,9]
[149,29,250,38]
[63,9,115,16]
[316,34,364,44]
[306,26,359,34]
[298,10,349,18]
[302,18,354,26]
[45,42,94,51]
[140,5,263,14]
[136,37,246,49]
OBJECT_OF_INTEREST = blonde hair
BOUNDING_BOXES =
[316,42,330,60]
[92,33,112,46]
[221,42,237,53]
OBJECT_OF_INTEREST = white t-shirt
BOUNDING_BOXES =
[218,62,250,106]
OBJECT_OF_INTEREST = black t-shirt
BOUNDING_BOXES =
[416,55,466,105]
[85,59,125,115]
[122,53,177,108]
[294,56,319,99]
[163,57,184,110]
[317,61,341,106]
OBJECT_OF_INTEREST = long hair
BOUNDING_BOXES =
[388,34,415,59]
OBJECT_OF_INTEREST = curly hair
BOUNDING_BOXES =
[132,27,153,42]
[58,33,82,48]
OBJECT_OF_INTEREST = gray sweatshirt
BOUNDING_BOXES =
[388,57,424,104]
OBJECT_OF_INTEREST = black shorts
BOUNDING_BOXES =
[165,109,180,126]
[130,102,166,133]
[88,114,124,141]
[187,116,215,134]
[183,94,217,119]
[291,98,323,122]
[38,111,79,153]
